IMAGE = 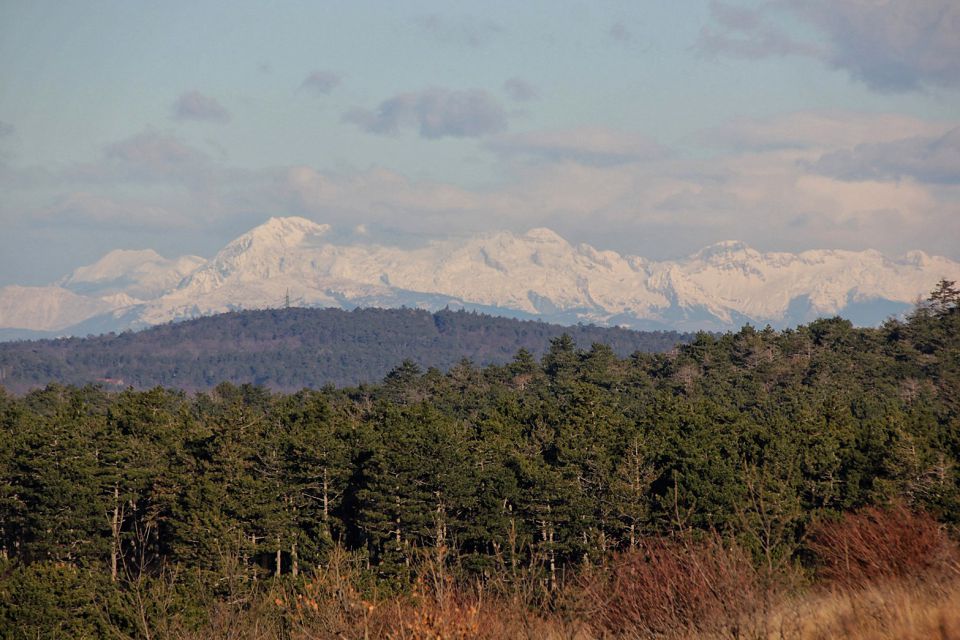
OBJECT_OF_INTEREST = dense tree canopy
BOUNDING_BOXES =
[0,307,690,393]
[0,283,958,637]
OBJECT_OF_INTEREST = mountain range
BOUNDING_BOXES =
[2,216,958,340]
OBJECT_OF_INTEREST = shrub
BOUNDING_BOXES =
[580,534,770,639]
[806,503,958,588]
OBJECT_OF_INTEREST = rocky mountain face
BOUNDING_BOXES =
[2,216,958,339]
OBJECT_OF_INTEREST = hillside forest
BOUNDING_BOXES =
[0,281,958,639]
[0,307,689,393]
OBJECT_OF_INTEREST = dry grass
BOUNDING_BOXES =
[171,574,960,640]
[261,546,567,640]
[768,577,960,640]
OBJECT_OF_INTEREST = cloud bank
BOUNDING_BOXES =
[810,127,960,184]
[4,112,959,268]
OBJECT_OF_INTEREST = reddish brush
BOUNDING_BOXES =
[580,534,769,638]
[807,503,959,588]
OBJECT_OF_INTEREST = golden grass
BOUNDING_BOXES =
[764,578,960,640]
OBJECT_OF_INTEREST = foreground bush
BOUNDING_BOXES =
[578,534,774,639]
[807,503,959,588]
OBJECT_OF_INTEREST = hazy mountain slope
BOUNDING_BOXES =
[2,216,958,337]
[0,285,118,332]
[59,249,205,299]
[0,249,205,335]
[0,307,690,393]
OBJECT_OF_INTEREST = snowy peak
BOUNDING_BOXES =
[182,217,332,290]
[902,250,930,267]
[206,215,331,272]
[3,216,960,337]
[229,216,330,250]
[62,249,166,283]
[523,227,567,244]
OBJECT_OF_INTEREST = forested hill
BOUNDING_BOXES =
[0,307,690,393]
[0,282,958,637]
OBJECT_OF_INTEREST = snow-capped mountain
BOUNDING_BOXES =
[59,249,205,300]
[2,216,958,340]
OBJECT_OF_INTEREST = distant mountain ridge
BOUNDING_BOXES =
[0,307,690,393]
[1,216,958,339]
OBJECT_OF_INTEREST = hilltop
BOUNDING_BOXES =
[0,306,689,393]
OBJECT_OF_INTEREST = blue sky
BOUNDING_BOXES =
[1,0,958,285]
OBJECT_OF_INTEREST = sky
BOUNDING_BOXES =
[1,0,959,286]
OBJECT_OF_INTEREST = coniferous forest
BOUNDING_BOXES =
[1,281,959,639]
[0,307,690,394]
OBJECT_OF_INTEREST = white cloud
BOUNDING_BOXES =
[263,128,957,259]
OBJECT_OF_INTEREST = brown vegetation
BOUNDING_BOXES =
[161,505,960,640]
[806,503,959,588]
[772,579,960,640]
[578,534,771,639]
